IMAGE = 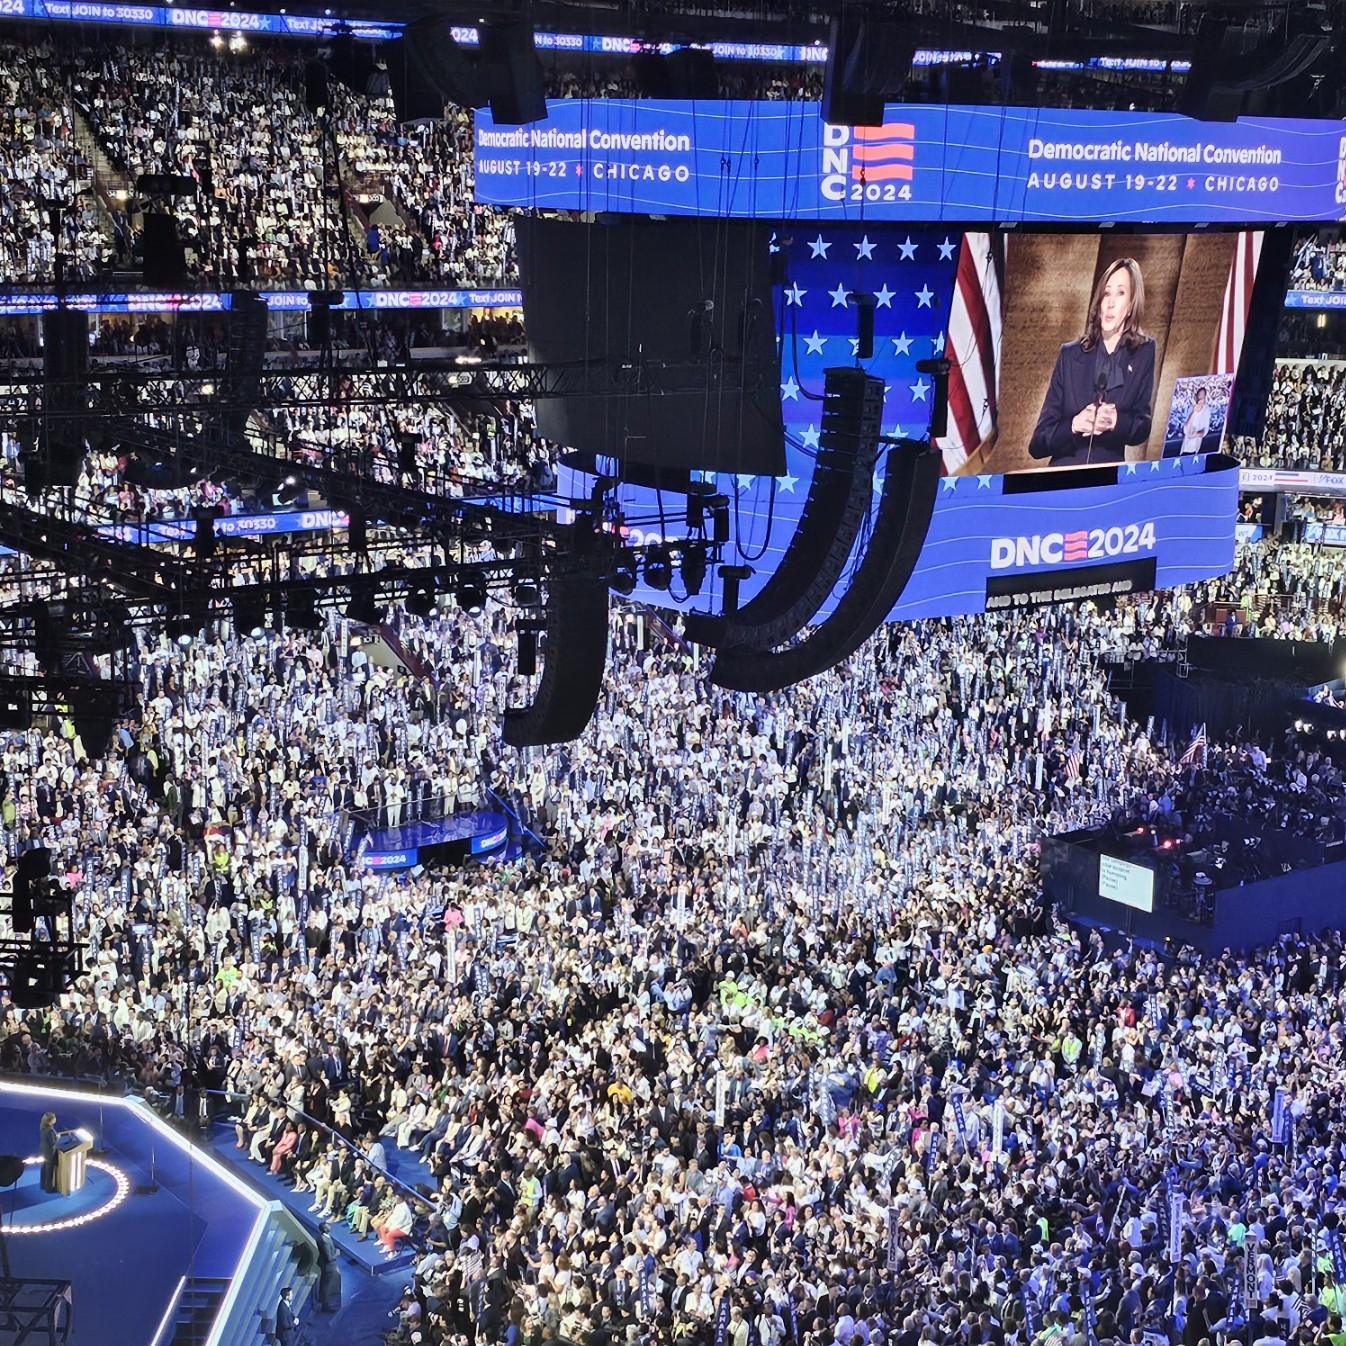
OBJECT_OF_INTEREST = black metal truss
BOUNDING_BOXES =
[0,357,771,414]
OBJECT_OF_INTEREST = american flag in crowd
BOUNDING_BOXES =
[938,232,1004,474]
[1064,749,1083,782]
[1179,723,1208,768]
[1212,232,1265,376]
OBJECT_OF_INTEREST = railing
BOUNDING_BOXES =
[206,1090,437,1215]
[342,788,460,834]
[485,783,546,852]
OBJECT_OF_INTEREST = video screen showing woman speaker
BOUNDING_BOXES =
[940,231,1264,476]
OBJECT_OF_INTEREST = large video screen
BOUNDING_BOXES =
[765,222,1262,477]
[1098,855,1156,912]
[942,230,1264,475]
[475,100,1346,225]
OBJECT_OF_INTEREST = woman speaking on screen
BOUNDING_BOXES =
[1028,257,1156,468]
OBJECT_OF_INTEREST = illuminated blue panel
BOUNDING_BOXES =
[476,99,1342,224]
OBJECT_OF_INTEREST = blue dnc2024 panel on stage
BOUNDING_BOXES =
[476,99,1346,224]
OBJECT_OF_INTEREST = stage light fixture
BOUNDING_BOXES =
[644,545,674,592]
[406,586,436,619]
[346,587,385,626]
[456,574,488,613]
[233,591,266,639]
[679,543,709,597]
[513,581,541,608]
[168,616,197,648]
[718,564,754,616]
[708,495,731,546]
[609,552,638,597]
[285,592,324,631]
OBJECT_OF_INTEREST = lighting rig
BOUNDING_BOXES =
[0,345,731,759]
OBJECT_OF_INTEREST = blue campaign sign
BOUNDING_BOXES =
[566,454,1238,623]
[1284,289,1346,309]
[476,99,1346,224]
[1303,520,1346,547]
[26,1,399,39]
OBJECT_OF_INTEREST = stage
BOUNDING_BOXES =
[361,808,509,870]
[1044,828,1346,953]
[0,1080,291,1346]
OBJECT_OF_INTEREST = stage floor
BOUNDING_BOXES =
[0,1083,264,1346]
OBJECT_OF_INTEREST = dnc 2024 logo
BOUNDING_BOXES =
[821,122,916,203]
[990,522,1157,570]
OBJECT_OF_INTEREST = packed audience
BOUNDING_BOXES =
[0,20,1343,1346]
[0,38,104,284]
[1234,361,1346,475]
[1289,238,1346,293]
[0,551,1339,1346]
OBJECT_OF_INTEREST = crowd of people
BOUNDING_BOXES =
[0,546,1339,1346]
[0,17,1344,1346]
[1289,239,1346,294]
[1233,362,1346,476]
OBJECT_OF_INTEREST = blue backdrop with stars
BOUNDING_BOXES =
[555,223,962,617]
[773,223,957,496]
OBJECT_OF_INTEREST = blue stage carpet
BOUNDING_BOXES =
[0,1090,262,1346]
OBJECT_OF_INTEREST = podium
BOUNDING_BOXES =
[54,1130,92,1197]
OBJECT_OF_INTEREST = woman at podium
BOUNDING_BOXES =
[39,1113,58,1193]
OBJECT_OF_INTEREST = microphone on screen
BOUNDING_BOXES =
[1086,372,1109,465]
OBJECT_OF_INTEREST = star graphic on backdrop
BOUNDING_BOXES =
[910,379,930,402]
[808,234,831,258]
[977,475,993,489]
[937,237,957,261]
[800,423,820,449]
[1186,177,1196,189]
[897,236,918,261]
[873,466,885,495]
[803,330,827,355]
[781,376,801,401]
[1123,463,1139,477]
[776,473,799,493]
[1150,461,1163,472]
[854,235,877,259]
[849,338,862,356]
[735,474,756,491]
[784,282,806,306]
[892,333,914,356]
[828,283,851,307]
[941,476,959,492]
[887,424,905,439]
[874,283,896,309]
[915,285,934,308]
[933,331,946,356]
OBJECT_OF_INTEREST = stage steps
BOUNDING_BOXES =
[167,1278,231,1345]
[213,1209,317,1345]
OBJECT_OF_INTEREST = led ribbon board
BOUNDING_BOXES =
[476,99,1346,224]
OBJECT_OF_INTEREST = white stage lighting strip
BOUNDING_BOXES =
[5,1156,130,1234]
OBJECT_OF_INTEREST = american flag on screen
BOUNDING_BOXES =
[938,232,1004,474]
[1212,232,1264,376]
